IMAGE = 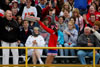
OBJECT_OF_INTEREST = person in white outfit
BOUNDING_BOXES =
[25,27,45,64]
[22,0,37,20]
[0,10,20,65]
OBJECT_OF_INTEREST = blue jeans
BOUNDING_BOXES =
[64,43,76,56]
[77,50,100,64]
[57,45,64,56]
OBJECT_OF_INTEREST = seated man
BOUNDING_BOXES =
[77,27,100,64]
[19,20,32,56]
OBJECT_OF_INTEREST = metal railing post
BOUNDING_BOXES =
[93,48,95,67]
[25,48,28,67]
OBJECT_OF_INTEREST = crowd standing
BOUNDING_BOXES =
[0,0,100,65]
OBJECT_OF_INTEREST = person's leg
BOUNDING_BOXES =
[45,55,55,64]
[35,49,44,64]
[1,41,10,65]
[19,43,25,56]
[88,51,100,64]
[77,50,87,64]
[64,43,69,56]
[45,55,55,67]
[58,45,64,56]
[70,43,76,56]
[11,42,19,65]
[32,51,37,64]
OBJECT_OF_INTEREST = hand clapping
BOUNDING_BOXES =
[33,40,37,45]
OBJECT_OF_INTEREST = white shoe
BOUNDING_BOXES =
[40,62,44,64]
[27,57,31,62]
[21,55,30,62]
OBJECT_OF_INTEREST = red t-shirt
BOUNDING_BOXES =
[0,13,4,17]
[86,11,100,26]
[88,0,92,5]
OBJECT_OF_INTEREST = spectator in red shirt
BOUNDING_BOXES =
[41,1,59,22]
[86,14,96,27]
[88,0,93,5]
[83,5,100,27]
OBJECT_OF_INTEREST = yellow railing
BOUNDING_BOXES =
[0,47,100,67]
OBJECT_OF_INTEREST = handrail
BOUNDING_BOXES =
[0,47,100,49]
[0,47,99,67]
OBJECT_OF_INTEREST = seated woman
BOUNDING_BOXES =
[25,27,45,64]
[63,21,78,56]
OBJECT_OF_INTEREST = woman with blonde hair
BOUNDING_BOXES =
[72,8,84,34]
[59,2,72,17]
[63,21,78,56]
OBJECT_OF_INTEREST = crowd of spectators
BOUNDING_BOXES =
[0,0,100,65]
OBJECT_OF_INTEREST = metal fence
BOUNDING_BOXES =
[0,47,100,67]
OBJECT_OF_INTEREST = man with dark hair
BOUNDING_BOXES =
[86,14,96,27]
[19,20,32,56]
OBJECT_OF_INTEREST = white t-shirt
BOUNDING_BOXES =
[22,6,37,20]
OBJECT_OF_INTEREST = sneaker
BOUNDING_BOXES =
[40,62,44,64]
[21,55,30,62]
[21,55,25,61]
